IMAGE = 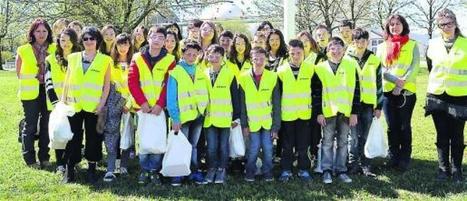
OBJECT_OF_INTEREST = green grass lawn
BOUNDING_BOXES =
[0,69,465,200]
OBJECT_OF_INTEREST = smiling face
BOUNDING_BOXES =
[339,26,352,43]
[182,48,199,65]
[103,28,116,44]
[59,33,73,52]
[200,23,214,41]
[352,38,368,53]
[327,42,344,61]
[34,24,49,44]
[82,33,97,51]
[219,36,232,52]
[165,34,176,53]
[438,16,457,38]
[117,41,130,56]
[289,46,304,66]
[268,33,281,51]
[389,18,403,36]
[207,51,222,66]
[235,37,246,55]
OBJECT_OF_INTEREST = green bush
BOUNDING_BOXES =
[1,51,14,64]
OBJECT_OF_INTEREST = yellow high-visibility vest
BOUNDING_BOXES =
[357,54,381,107]
[45,53,66,110]
[304,52,318,64]
[170,65,209,124]
[277,61,314,121]
[226,59,252,80]
[133,53,174,109]
[315,57,358,118]
[239,69,277,132]
[202,66,235,128]
[377,40,418,93]
[68,52,112,113]
[17,43,56,100]
[427,36,467,96]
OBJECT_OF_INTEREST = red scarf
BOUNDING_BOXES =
[385,35,409,65]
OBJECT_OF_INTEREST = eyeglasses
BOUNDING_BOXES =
[83,37,96,41]
[438,21,455,29]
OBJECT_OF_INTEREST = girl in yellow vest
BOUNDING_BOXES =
[266,29,288,72]
[425,9,466,183]
[376,15,420,172]
[167,42,209,186]
[240,47,280,182]
[132,25,148,52]
[16,18,56,168]
[63,26,112,184]
[219,30,234,55]
[165,31,181,62]
[313,37,360,184]
[203,45,241,184]
[44,28,81,174]
[102,33,134,182]
[346,28,383,177]
[226,33,253,79]
[197,21,218,70]
[100,25,117,56]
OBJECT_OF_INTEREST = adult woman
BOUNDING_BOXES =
[266,29,288,72]
[297,31,319,64]
[44,28,81,173]
[227,33,252,78]
[376,14,419,171]
[62,26,112,184]
[165,31,181,62]
[100,25,117,55]
[16,18,55,168]
[425,8,466,183]
[132,25,148,52]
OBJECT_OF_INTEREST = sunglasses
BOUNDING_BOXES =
[83,37,96,41]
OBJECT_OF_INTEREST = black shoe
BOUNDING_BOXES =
[397,161,409,172]
[86,169,98,184]
[436,169,450,182]
[62,166,75,184]
[452,171,464,183]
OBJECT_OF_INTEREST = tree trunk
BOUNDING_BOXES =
[0,37,4,71]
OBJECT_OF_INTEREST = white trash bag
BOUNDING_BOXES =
[137,111,167,154]
[160,130,192,177]
[364,117,388,158]
[49,102,75,149]
[229,124,245,158]
[120,113,134,150]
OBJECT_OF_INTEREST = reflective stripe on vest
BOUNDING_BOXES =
[239,69,277,132]
[277,61,314,121]
[45,54,66,110]
[357,54,381,107]
[68,52,111,113]
[378,40,418,93]
[170,65,209,124]
[133,53,174,109]
[203,66,235,128]
[111,63,130,98]
[17,43,56,100]
[427,36,467,96]
[315,58,357,118]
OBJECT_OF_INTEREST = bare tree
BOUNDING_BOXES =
[407,0,458,39]
[371,0,415,31]
[337,0,372,28]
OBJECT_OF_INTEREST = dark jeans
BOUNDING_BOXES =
[349,104,374,167]
[66,111,103,166]
[280,120,311,171]
[383,92,416,165]
[310,111,322,157]
[432,111,466,173]
[206,126,230,169]
[21,84,50,165]
[181,117,204,171]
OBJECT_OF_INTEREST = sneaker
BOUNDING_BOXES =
[337,173,352,183]
[206,168,216,183]
[190,171,208,185]
[452,171,464,184]
[278,171,293,182]
[297,170,312,182]
[322,171,332,184]
[150,171,162,185]
[244,175,255,182]
[103,172,116,182]
[56,165,66,174]
[171,177,183,187]
[214,168,226,184]
[362,166,376,177]
[264,172,274,182]
[120,167,129,175]
[138,171,149,184]
[61,166,75,184]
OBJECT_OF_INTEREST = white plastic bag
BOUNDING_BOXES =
[160,130,192,177]
[364,117,388,158]
[120,113,134,150]
[137,111,167,154]
[48,102,75,149]
[229,124,245,158]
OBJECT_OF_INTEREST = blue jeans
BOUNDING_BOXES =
[206,126,230,169]
[321,114,350,173]
[181,117,204,170]
[349,104,374,167]
[246,128,273,177]
[139,153,162,172]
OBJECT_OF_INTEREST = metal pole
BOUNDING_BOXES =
[284,0,296,41]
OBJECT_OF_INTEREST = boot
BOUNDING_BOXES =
[86,162,98,184]
[62,164,75,184]
[436,143,450,172]
[451,144,465,183]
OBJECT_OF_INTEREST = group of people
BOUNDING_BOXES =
[15,8,465,187]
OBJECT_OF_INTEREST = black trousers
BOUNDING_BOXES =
[65,111,103,166]
[432,111,466,173]
[280,120,311,171]
[310,111,322,157]
[21,84,50,165]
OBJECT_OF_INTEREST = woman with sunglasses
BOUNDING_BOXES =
[62,26,112,184]
[376,14,420,172]
[425,8,466,183]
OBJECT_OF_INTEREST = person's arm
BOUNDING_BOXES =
[239,86,249,129]
[156,61,176,108]
[230,78,241,121]
[375,63,383,110]
[166,75,181,124]
[402,43,420,82]
[97,62,111,113]
[351,70,361,115]
[15,54,22,78]
[128,59,148,107]
[271,79,281,133]
[45,61,59,104]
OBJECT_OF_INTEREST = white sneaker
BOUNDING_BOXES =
[338,173,352,183]
[103,172,116,182]
[323,171,332,184]
[56,165,66,174]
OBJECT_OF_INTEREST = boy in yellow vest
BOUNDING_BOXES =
[277,39,314,182]
[240,47,281,182]
[346,28,383,177]
[312,37,360,184]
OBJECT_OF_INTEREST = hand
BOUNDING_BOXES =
[317,115,326,127]
[140,102,151,113]
[349,114,358,127]
[122,106,129,114]
[395,79,405,88]
[374,109,382,119]
[95,103,105,114]
[150,105,162,115]
[271,131,278,139]
[172,123,181,132]
[242,127,250,137]
[231,122,238,128]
